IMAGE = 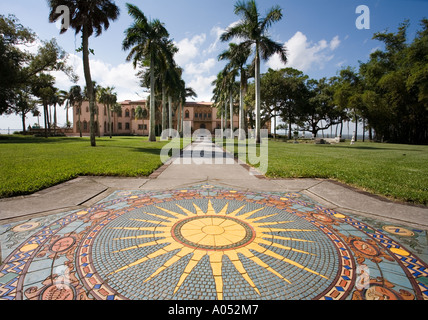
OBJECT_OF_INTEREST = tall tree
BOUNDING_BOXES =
[1,15,75,116]
[218,64,239,137]
[32,73,55,138]
[138,40,179,139]
[123,3,172,142]
[48,0,120,146]
[6,86,37,134]
[69,85,83,137]
[218,42,252,140]
[359,19,428,144]
[221,0,287,143]
[98,86,117,138]
[212,71,229,134]
[298,78,341,138]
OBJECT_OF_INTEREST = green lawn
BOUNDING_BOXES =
[0,135,171,198]
[1,135,427,205]
[224,139,428,206]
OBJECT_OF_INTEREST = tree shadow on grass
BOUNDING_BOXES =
[0,135,87,144]
[129,147,165,156]
[336,145,424,152]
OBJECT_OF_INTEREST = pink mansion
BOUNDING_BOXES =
[72,100,245,136]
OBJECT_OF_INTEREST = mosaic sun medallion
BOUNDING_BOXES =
[0,185,427,301]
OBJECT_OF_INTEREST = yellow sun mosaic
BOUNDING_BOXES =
[107,200,328,300]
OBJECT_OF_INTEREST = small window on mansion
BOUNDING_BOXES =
[185,111,190,119]
[125,109,130,117]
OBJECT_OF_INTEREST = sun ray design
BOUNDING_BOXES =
[108,200,328,300]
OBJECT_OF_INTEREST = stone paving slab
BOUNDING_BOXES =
[0,177,108,221]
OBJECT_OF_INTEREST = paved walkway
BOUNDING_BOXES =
[0,139,427,300]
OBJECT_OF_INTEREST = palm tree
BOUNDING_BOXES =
[219,43,252,140]
[48,0,120,146]
[84,82,100,137]
[98,86,117,138]
[138,41,179,140]
[48,88,60,135]
[69,85,83,137]
[169,66,184,137]
[221,0,287,143]
[212,71,228,133]
[182,86,197,135]
[163,65,181,139]
[123,3,172,142]
[221,64,239,138]
[32,73,55,138]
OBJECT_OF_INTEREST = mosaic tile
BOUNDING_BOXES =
[0,184,427,300]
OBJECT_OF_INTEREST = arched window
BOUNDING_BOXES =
[185,110,190,119]
[125,109,130,117]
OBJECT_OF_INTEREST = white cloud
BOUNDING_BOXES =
[174,34,207,66]
[52,53,145,101]
[187,75,217,102]
[330,35,341,50]
[205,26,225,54]
[185,58,216,76]
[267,32,340,72]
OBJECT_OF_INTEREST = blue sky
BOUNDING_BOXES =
[1,0,428,130]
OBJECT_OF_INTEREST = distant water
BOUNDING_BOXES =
[0,129,20,135]
[274,130,363,140]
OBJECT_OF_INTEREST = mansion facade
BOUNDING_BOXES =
[72,100,248,137]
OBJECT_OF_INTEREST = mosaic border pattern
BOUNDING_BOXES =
[0,185,427,300]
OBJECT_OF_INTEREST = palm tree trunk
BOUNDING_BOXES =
[229,91,233,138]
[82,25,96,147]
[66,102,69,128]
[168,95,173,138]
[96,105,100,137]
[108,105,112,139]
[161,84,167,139]
[49,105,52,129]
[149,54,156,142]
[224,101,228,131]
[47,105,51,135]
[44,103,48,138]
[54,103,57,135]
[255,47,261,144]
[354,109,358,142]
[78,103,82,138]
[180,102,184,137]
[239,79,245,140]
